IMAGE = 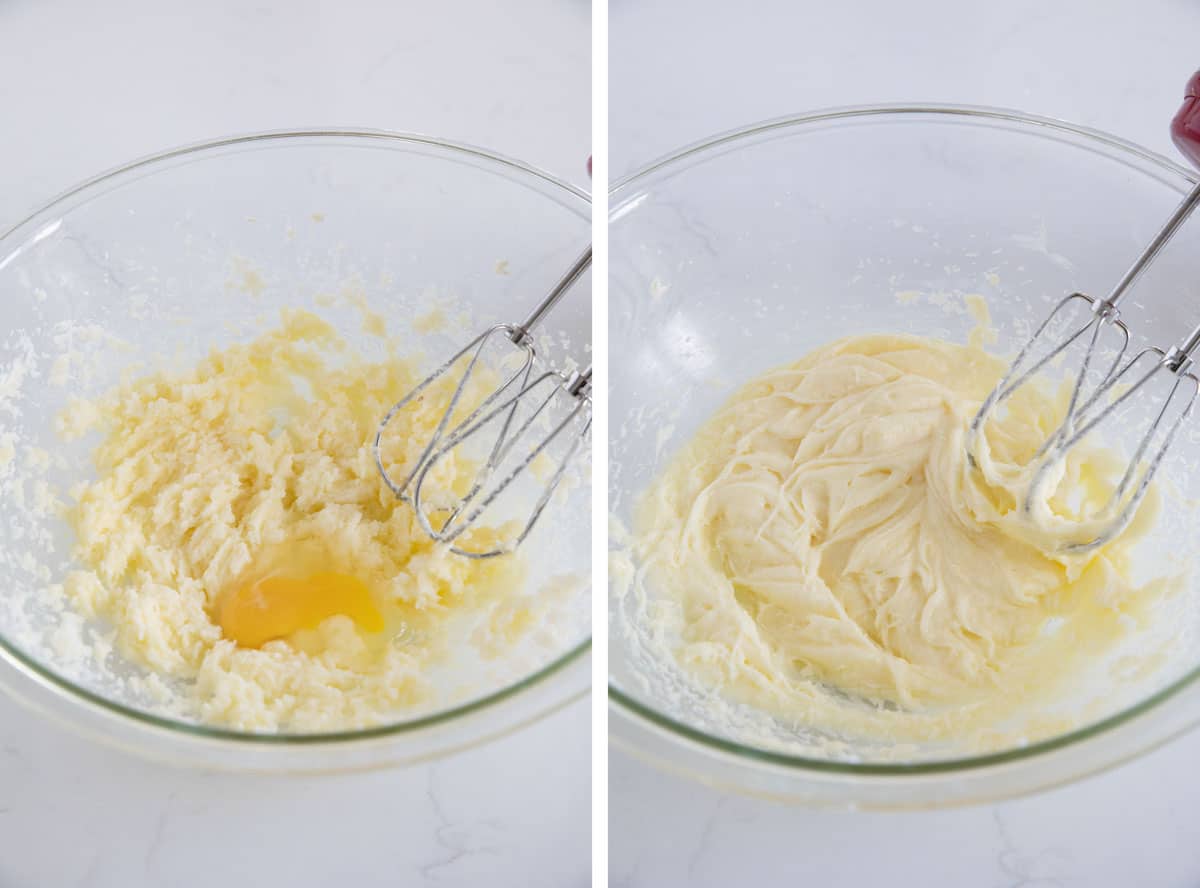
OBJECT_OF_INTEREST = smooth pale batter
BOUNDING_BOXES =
[58,310,533,732]
[637,333,1167,743]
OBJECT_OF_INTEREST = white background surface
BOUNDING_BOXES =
[0,1,590,887]
[0,0,591,218]
[610,0,1200,886]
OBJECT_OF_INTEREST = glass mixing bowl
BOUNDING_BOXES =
[0,131,591,772]
[609,106,1200,807]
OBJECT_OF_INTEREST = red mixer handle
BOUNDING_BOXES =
[1171,69,1200,169]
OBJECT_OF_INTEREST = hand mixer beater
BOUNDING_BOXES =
[375,248,592,559]
[967,70,1200,551]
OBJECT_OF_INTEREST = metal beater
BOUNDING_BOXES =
[966,71,1200,551]
[374,248,591,559]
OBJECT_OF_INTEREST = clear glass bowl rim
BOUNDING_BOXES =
[608,102,1200,778]
[0,128,592,747]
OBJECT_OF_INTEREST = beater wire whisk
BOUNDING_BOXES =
[410,364,591,554]
[966,70,1200,550]
[374,247,591,558]
[1025,314,1200,551]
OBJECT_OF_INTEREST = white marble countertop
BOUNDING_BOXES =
[0,2,589,887]
[0,0,591,216]
[612,0,1197,178]
[0,692,589,887]
[611,0,1200,885]
[611,736,1200,887]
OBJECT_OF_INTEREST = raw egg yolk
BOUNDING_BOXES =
[218,571,385,649]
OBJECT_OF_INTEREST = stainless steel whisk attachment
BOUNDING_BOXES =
[374,248,592,559]
[1022,315,1200,551]
[966,71,1200,551]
